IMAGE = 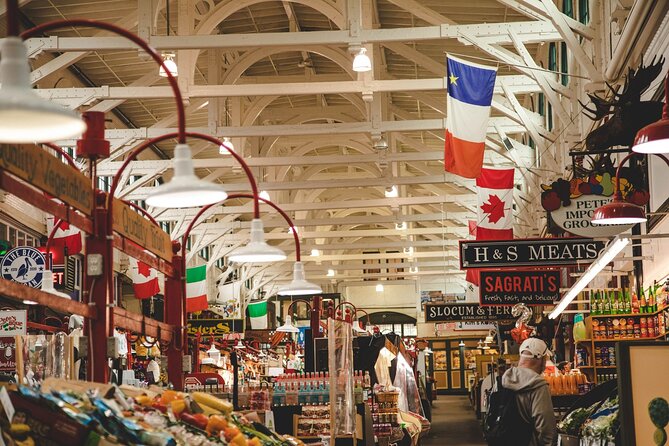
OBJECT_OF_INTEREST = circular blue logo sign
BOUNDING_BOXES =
[1,247,45,288]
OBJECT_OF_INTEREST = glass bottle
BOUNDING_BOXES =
[602,291,611,315]
[611,290,619,314]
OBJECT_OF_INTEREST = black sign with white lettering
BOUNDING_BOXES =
[459,238,606,269]
[480,270,560,306]
[425,304,515,322]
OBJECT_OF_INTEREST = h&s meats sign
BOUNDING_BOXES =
[480,270,560,306]
[425,304,514,322]
[460,237,606,269]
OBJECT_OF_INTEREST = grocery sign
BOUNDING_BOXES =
[479,270,560,306]
[186,319,243,336]
[0,310,26,336]
[425,304,515,322]
[460,237,606,269]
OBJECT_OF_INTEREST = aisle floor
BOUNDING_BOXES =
[421,396,486,446]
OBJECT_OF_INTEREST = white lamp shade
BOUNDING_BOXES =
[227,218,287,263]
[0,38,86,143]
[277,261,322,296]
[234,340,246,349]
[40,270,71,299]
[376,283,384,292]
[146,143,228,208]
[219,137,234,155]
[276,315,300,333]
[159,53,178,77]
[352,48,372,72]
[259,190,271,201]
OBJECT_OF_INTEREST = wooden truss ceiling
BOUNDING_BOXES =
[14,0,612,293]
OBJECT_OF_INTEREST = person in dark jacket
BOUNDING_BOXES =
[501,338,557,446]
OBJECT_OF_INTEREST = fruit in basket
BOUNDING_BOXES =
[136,395,154,407]
[206,414,229,436]
[224,426,242,442]
[231,433,247,446]
[170,399,187,416]
[247,437,261,446]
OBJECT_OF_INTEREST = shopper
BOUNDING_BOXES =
[500,338,557,446]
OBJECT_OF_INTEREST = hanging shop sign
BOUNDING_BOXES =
[0,310,27,337]
[186,319,244,336]
[540,164,647,237]
[0,338,15,371]
[454,322,497,331]
[479,270,560,306]
[0,247,46,288]
[425,304,515,322]
[112,198,172,260]
[459,237,606,269]
[0,144,93,215]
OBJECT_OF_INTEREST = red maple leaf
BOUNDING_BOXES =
[481,194,507,224]
[137,261,153,278]
[59,221,70,231]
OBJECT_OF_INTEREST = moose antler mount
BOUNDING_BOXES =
[580,57,666,152]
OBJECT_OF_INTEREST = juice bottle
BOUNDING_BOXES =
[632,292,640,313]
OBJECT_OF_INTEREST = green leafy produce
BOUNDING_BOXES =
[558,407,593,436]
[649,398,669,428]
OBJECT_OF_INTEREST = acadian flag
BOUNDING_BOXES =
[186,265,208,313]
[247,300,268,330]
[444,55,497,179]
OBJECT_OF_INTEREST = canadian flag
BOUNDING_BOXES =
[48,217,83,255]
[465,167,514,292]
[128,256,160,300]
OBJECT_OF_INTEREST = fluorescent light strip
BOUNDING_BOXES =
[548,236,630,319]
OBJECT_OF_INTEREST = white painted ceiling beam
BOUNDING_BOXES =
[190,228,467,242]
[38,75,540,100]
[24,21,559,54]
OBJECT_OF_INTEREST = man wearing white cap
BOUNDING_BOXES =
[501,338,556,446]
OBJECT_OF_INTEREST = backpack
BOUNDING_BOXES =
[483,379,534,446]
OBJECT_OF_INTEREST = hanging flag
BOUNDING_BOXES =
[476,167,515,240]
[186,265,208,313]
[247,300,268,330]
[49,219,83,256]
[128,256,160,300]
[444,55,497,179]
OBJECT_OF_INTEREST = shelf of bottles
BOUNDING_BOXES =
[588,287,667,341]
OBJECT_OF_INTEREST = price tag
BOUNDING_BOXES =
[0,387,14,422]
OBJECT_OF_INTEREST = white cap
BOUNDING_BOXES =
[519,338,552,359]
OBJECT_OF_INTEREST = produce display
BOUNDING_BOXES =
[0,381,301,446]
[558,396,620,444]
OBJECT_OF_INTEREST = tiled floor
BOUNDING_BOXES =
[421,396,487,446]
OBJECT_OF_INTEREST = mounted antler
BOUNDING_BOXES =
[580,57,666,151]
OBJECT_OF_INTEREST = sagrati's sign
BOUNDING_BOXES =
[479,270,560,306]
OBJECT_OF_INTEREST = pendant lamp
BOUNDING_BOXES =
[159,53,178,77]
[276,315,300,333]
[278,261,322,296]
[227,218,286,263]
[0,38,86,143]
[352,47,371,72]
[146,143,228,208]
[632,73,669,154]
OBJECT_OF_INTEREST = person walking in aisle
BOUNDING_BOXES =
[501,338,557,446]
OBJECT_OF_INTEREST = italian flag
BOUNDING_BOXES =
[186,265,208,313]
[248,300,268,329]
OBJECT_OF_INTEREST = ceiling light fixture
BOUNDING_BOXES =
[632,72,669,154]
[327,269,335,277]
[145,143,228,208]
[395,221,407,230]
[259,190,271,201]
[0,37,86,142]
[234,339,246,349]
[278,261,322,296]
[228,218,287,263]
[592,152,669,225]
[459,340,465,347]
[276,315,300,333]
[159,53,178,77]
[352,47,372,72]
[376,283,384,292]
[311,249,320,257]
[549,236,630,319]
[219,136,234,155]
[385,185,399,198]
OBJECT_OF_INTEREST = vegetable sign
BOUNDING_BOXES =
[541,164,646,237]
[480,270,560,306]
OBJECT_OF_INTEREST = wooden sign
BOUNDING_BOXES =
[112,198,172,260]
[186,319,244,336]
[0,144,93,215]
[460,237,606,269]
[425,304,515,322]
[480,270,560,306]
